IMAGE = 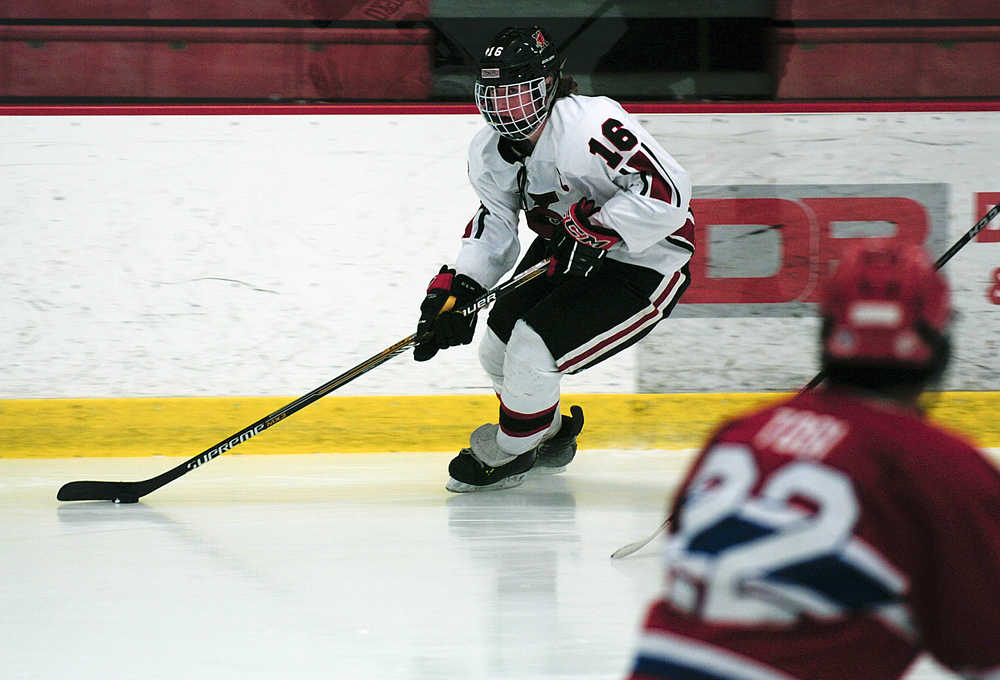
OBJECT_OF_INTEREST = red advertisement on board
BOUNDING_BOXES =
[679,184,949,313]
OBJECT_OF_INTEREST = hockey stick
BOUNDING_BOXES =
[610,517,670,559]
[611,203,999,557]
[57,259,551,504]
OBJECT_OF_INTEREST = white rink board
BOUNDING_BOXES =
[2,111,998,399]
[636,112,1000,392]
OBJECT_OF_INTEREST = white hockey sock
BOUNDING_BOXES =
[496,320,562,455]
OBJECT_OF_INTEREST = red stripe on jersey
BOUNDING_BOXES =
[557,269,683,372]
[672,217,696,247]
[627,151,674,205]
[463,204,487,239]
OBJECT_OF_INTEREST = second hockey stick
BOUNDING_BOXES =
[57,259,550,504]
[611,203,999,558]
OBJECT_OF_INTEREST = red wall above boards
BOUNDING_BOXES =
[774,26,1000,99]
[3,101,1000,116]
[0,0,429,21]
[774,0,1000,21]
[0,26,433,100]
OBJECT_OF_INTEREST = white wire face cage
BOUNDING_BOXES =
[474,76,550,141]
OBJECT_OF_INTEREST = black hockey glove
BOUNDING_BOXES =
[414,265,487,362]
[547,198,622,280]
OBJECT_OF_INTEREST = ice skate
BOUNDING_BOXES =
[532,405,584,474]
[446,424,536,493]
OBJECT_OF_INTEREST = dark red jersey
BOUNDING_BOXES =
[629,388,1000,680]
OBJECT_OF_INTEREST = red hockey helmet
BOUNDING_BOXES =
[821,243,951,369]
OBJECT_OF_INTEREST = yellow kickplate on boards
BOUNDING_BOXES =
[0,392,997,458]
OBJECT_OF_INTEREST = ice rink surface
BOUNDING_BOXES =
[2,451,963,680]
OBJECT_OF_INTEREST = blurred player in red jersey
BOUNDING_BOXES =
[628,242,1000,680]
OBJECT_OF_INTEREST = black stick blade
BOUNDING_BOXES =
[57,481,143,503]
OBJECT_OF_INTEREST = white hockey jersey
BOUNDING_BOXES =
[455,94,695,288]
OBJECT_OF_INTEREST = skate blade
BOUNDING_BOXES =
[445,473,528,493]
[528,465,567,475]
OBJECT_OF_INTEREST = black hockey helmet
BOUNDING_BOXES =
[474,26,563,141]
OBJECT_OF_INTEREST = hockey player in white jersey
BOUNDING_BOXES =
[414,25,695,492]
